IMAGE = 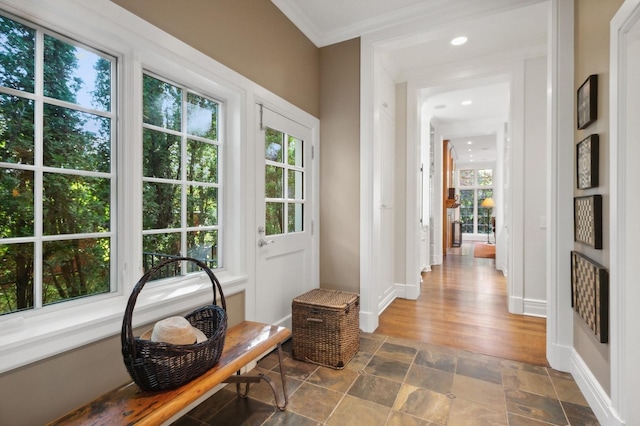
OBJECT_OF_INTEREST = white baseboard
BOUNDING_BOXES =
[523,298,547,317]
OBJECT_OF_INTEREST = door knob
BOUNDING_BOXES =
[258,238,275,247]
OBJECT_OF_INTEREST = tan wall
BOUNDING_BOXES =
[111,0,320,118]
[318,38,361,293]
[0,292,245,425]
[573,0,624,397]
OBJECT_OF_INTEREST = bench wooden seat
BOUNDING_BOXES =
[48,321,291,426]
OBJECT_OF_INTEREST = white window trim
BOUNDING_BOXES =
[457,164,495,238]
[0,0,264,374]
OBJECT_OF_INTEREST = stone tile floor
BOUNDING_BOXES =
[173,333,599,425]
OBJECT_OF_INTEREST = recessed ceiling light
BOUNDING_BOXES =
[434,104,447,110]
[450,36,467,46]
[468,148,472,152]
[467,141,473,145]
[461,100,472,106]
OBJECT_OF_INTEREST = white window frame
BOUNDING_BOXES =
[458,165,494,237]
[0,0,248,374]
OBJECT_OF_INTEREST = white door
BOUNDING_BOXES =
[255,105,314,326]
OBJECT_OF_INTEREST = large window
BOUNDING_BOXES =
[458,168,493,235]
[0,14,115,315]
[142,73,222,278]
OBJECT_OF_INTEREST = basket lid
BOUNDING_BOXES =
[293,288,359,308]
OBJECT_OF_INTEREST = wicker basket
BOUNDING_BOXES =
[292,289,360,369]
[121,257,227,392]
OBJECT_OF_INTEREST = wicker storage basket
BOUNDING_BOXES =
[121,257,227,392]
[292,289,360,369]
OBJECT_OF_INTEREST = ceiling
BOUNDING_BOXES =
[272,0,548,164]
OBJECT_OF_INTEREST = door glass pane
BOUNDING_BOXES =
[288,136,303,167]
[266,202,284,236]
[459,189,474,233]
[288,170,303,199]
[265,165,283,198]
[265,128,283,162]
[0,242,34,314]
[288,203,303,233]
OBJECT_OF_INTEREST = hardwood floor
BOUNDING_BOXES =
[375,242,548,366]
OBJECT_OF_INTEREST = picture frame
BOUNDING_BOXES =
[577,74,597,130]
[576,134,599,189]
[571,251,609,343]
[574,195,602,249]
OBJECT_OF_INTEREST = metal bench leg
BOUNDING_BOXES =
[223,342,289,410]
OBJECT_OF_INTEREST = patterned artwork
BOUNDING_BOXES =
[574,195,602,249]
[577,134,599,189]
[571,251,608,343]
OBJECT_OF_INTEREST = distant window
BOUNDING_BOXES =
[458,167,493,234]
[0,14,116,315]
[141,73,222,278]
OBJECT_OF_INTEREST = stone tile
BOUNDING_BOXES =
[563,401,600,425]
[171,415,204,426]
[326,395,390,426]
[505,388,568,425]
[447,398,508,426]
[285,382,343,423]
[347,372,402,407]
[500,359,549,376]
[257,351,282,370]
[384,335,423,350]
[360,335,385,353]
[507,412,556,426]
[451,374,506,412]
[183,388,236,422]
[414,348,457,373]
[346,350,374,372]
[502,368,557,398]
[420,341,460,356]
[199,395,275,426]
[365,354,411,382]
[233,368,302,407]
[386,410,434,426]
[405,363,454,394]
[393,383,452,424]
[456,356,503,385]
[547,368,574,380]
[306,365,359,392]
[376,341,418,363]
[262,410,323,425]
[550,375,590,406]
[281,357,318,381]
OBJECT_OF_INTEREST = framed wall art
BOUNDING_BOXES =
[574,195,602,249]
[576,134,599,189]
[571,251,609,343]
[577,74,598,130]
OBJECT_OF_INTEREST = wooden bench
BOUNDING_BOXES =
[48,321,291,425]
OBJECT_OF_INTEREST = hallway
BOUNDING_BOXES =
[375,242,547,366]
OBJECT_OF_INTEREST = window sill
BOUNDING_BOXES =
[0,271,248,374]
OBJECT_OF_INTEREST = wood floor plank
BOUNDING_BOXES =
[375,245,548,366]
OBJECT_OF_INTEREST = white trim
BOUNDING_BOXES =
[523,298,547,318]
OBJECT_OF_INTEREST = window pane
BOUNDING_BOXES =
[187,230,217,270]
[0,16,35,93]
[265,128,283,162]
[459,189,474,233]
[288,203,303,233]
[460,169,474,187]
[187,93,218,139]
[143,74,181,131]
[0,94,35,164]
[143,182,181,230]
[0,242,34,315]
[288,136,303,167]
[478,189,494,234]
[187,185,217,227]
[42,238,110,306]
[266,202,284,236]
[43,173,110,235]
[43,104,111,172]
[0,169,34,238]
[288,170,303,199]
[142,232,181,277]
[187,139,217,183]
[477,169,493,186]
[143,129,180,179]
[43,35,111,112]
[266,165,283,198]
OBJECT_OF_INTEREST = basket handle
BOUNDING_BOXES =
[121,257,226,360]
